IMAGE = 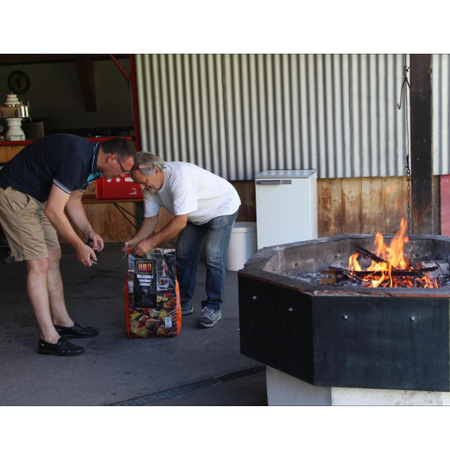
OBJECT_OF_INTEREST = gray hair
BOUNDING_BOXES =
[133,151,166,175]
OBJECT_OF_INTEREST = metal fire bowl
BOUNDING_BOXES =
[238,235,450,391]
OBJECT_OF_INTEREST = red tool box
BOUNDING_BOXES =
[95,176,143,199]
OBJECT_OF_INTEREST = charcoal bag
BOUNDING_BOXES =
[124,249,181,338]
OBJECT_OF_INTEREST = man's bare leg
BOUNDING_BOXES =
[26,258,60,344]
[47,248,74,328]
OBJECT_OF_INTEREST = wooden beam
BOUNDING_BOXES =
[73,55,97,112]
[409,54,437,234]
[0,54,127,65]
[0,55,74,65]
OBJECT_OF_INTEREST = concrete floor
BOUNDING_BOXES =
[0,245,267,406]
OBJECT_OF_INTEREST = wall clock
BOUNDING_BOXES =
[7,70,31,95]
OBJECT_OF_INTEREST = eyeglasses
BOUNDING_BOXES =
[114,155,130,175]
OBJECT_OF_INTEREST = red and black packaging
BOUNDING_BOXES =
[124,249,181,338]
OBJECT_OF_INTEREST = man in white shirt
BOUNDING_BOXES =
[122,152,240,328]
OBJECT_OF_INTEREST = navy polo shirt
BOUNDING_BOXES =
[0,134,102,203]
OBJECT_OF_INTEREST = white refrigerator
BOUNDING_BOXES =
[255,169,318,249]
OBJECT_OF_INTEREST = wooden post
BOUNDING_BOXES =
[74,55,97,112]
[409,54,437,234]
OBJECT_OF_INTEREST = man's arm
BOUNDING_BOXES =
[44,185,98,266]
[122,215,159,252]
[131,214,189,256]
[65,190,104,252]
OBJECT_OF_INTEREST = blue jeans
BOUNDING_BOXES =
[176,210,239,311]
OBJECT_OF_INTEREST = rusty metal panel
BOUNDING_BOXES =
[135,54,434,180]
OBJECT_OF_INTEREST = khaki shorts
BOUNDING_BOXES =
[0,187,60,261]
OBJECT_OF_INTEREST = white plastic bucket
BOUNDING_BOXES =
[226,221,257,271]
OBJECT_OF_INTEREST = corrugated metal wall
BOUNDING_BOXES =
[135,54,449,180]
[433,54,450,175]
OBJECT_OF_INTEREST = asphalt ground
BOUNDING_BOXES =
[0,245,267,406]
[0,245,441,449]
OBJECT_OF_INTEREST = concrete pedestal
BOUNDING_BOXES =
[266,366,450,406]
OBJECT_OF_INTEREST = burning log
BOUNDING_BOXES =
[323,267,437,278]
[320,264,439,286]
[356,246,389,265]
[349,219,439,288]
[316,219,445,289]
[319,269,351,285]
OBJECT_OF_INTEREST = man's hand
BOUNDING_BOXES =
[87,231,104,252]
[132,238,155,257]
[122,238,139,253]
[75,243,98,267]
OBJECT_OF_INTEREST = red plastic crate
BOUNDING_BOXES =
[95,176,143,199]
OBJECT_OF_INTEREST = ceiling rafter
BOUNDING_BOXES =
[1,54,130,113]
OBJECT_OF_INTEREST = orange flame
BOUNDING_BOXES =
[348,218,438,288]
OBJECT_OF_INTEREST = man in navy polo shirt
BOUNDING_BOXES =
[0,134,136,356]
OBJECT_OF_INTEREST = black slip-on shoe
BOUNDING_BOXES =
[38,337,85,356]
[54,322,99,339]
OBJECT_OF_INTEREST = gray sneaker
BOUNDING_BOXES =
[181,301,194,316]
[197,307,222,328]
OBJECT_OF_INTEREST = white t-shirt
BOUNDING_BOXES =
[143,162,241,225]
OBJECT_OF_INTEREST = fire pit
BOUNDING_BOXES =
[238,231,450,404]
